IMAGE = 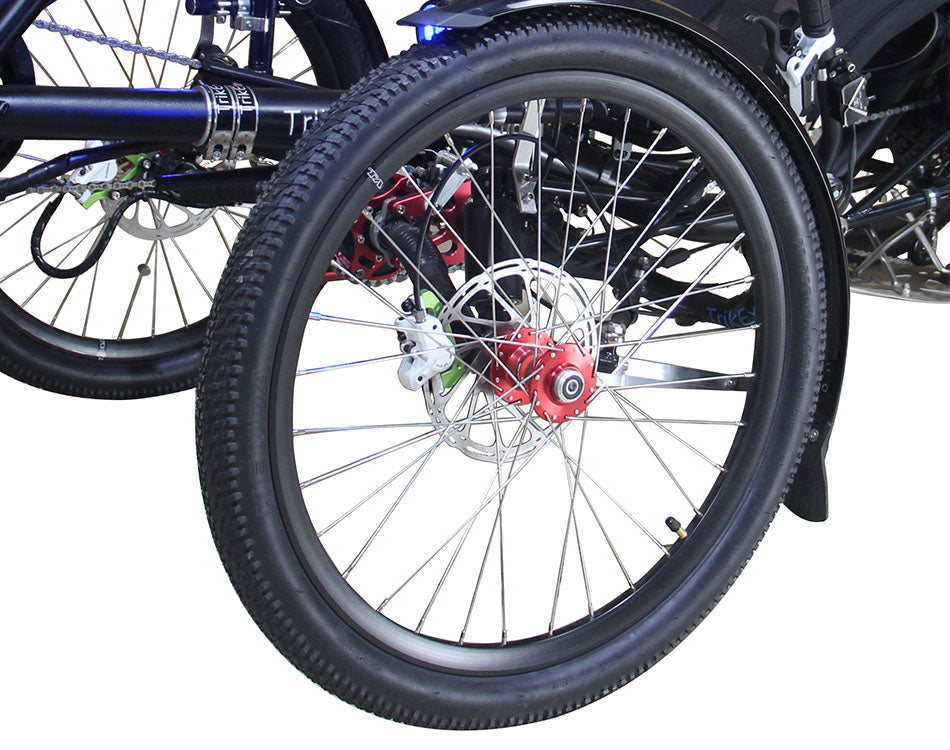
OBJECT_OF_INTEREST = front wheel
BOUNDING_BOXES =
[198,10,827,728]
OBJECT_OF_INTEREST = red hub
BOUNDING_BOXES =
[492,329,598,424]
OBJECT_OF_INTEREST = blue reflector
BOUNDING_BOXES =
[416,4,448,42]
[421,24,446,41]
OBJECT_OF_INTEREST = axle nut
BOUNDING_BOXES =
[553,368,585,404]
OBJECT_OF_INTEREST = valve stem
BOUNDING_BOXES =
[665,517,688,540]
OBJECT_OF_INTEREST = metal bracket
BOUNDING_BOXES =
[601,358,750,392]
[230,0,270,32]
[433,150,477,209]
[781,27,836,117]
[511,99,544,214]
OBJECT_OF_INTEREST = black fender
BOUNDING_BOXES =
[833,0,946,67]
[401,0,849,521]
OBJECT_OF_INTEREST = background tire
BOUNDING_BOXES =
[0,0,380,399]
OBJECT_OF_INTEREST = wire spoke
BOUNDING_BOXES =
[378,419,561,613]
[168,235,213,301]
[556,443,669,556]
[44,9,92,86]
[458,403,535,643]
[83,0,134,84]
[549,421,591,632]
[607,390,703,513]
[614,390,727,474]
[117,242,156,339]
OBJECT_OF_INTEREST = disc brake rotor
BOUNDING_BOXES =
[103,196,216,241]
[424,258,598,462]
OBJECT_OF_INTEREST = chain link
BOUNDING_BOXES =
[31,19,202,69]
[26,18,199,196]
[26,179,157,196]
[850,100,931,127]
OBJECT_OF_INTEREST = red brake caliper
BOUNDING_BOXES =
[492,329,598,424]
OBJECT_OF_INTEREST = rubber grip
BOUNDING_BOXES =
[798,0,834,37]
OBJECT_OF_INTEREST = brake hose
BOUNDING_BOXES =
[30,189,154,279]
[412,133,610,313]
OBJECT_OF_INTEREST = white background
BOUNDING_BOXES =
[2,3,948,747]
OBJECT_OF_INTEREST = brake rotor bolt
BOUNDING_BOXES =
[396,205,406,215]
[356,235,365,244]
[374,253,384,263]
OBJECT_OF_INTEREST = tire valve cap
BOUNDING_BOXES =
[666,517,688,540]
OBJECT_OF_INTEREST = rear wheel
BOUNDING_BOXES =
[198,11,827,728]
[0,0,378,398]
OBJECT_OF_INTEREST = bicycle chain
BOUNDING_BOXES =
[26,179,157,196]
[850,100,931,126]
[31,19,201,69]
[25,20,198,197]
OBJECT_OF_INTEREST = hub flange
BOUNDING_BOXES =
[492,328,597,423]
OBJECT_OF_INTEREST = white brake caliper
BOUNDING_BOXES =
[395,313,456,391]
[73,140,118,206]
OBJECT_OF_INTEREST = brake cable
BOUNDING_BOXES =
[30,188,155,279]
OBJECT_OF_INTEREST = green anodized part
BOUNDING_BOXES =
[420,290,465,389]
[82,152,147,209]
